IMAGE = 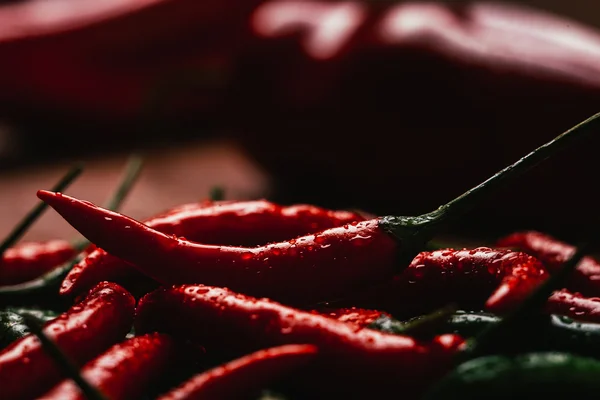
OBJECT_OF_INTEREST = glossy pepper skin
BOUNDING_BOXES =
[314,307,389,328]
[39,333,175,400]
[354,248,549,317]
[0,240,76,286]
[546,289,600,323]
[39,191,397,306]
[61,200,364,297]
[404,248,549,314]
[0,281,135,400]
[423,352,600,399]
[498,231,600,296]
[135,284,464,397]
[158,344,318,400]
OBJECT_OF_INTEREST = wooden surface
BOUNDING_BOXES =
[0,140,269,242]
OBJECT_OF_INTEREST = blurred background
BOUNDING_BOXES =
[0,0,599,244]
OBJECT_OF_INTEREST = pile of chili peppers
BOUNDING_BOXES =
[2,112,600,399]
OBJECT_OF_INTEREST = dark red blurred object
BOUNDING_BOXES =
[1,1,600,239]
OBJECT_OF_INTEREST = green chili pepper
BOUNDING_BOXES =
[0,307,58,349]
[370,310,493,337]
[5,307,58,322]
[423,352,600,399]
[372,311,600,359]
[368,304,457,336]
[0,310,30,349]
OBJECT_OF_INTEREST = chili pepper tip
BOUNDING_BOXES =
[37,190,58,203]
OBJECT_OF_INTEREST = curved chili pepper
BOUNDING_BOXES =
[39,333,175,400]
[40,191,398,305]
[157,344,318,400]
[0,240,76,286]
[545,288,600,323]
[0,155,142,307]
[135,284,464,397]
[497,231,600,296]
[314,307,389,327]
[403,248,549,315]
[423,352,600,399]
[61,200,365,297]
[40,115,600,305]
[0,281,135,400]
[339,248,549,317]
[146,200,365,243]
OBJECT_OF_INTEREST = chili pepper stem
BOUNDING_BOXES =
[0,156,143,302]
[19,313,108,400]
[103,155,144,211]
[0,164,83,257]
[399,303,458,335]
[381,111,600,244]
[209,186,226,201]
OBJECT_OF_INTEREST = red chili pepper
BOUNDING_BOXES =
[61,200,365,297]
[0,281,135,400]
[40,191,397,305]
[157,344,318,400]
[403,248,549,315]
[546,288,600,323]
[135,284,464,396]
[0,240,76,286]
[146,200,365,244]
[39,333,176,400]
[313,307,389,327]
[338,248,549,318]
[497,231,600,296]
[39,119,591,305]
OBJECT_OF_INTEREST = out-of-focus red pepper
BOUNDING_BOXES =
[498,231,600,296]
[237,1,600,234]
[39,333,176,400]
[135,284,464,397]
[157,344,318,400]
[0,0,263,117]
[2,2,600,234]
[0,281,135,400]
[61,199,365,297]
[0,240,76,286]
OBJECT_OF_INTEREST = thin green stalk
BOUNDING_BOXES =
[382,111,600,243]
[430,112,600,230]
[209,186,225,201]
[103,155,144,211]
[369,304,458,336]
[0,156,144,301]
[400,303,458,335]
[20,314,107,400]
[0,164,83,257]
[67,155,143,253]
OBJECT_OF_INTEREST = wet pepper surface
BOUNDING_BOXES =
[2,110,600,399]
